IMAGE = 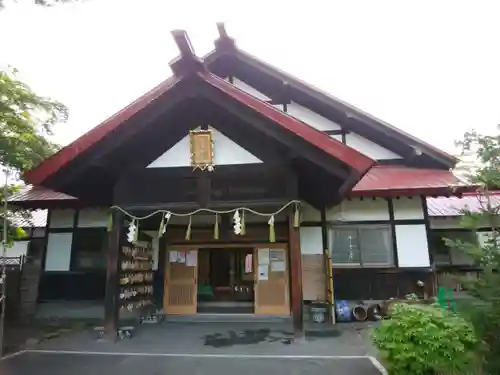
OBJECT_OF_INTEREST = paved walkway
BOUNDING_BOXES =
[0,322,385,375]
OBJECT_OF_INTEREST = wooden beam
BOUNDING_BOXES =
[288,211,304,336]
[104,209,124,340]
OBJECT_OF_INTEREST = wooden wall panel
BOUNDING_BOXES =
[302,254,325,301]
[165,224,288,244]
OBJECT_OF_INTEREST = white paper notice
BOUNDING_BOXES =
[271,261,285,272]
[258,264,269,280]
[177,251,186,264]
[186,251,197,267]
[169,251,178,263]
[258,248,270,265]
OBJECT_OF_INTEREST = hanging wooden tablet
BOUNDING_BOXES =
[189,129,214,171]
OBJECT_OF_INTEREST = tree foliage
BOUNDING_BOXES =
[0,67,67,174]
[446,126,500,374]
[0,67,67,242]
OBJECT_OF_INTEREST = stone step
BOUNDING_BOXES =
[164,313,291,323]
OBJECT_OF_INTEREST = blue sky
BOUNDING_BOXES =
[1,0,499,153]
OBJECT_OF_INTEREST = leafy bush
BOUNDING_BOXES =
[372,303,481,375]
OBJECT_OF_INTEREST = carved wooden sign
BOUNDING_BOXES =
[189,129,214,171]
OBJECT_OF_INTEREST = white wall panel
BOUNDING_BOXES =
[326,198,390,221]
[45,232,73,271]
[230,78,271,101]
[301,203,321,222]
[300,227,323,254]
[346,133,402,160]
[49,209,75,228]
[147,128,262,168]
[395,224,430,267]
[287,103,342,131]
[393,198,425,220]
[78,208,108,228]
[329,134,342,142]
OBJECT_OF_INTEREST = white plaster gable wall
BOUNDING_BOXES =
[329,134,342,142]
[345,133,402,160]
[326,198,390,221]
[224,79,402,161]
[287,103,342,131]
[225,78,271,101]
[393,197,425,220]
[147,128,263,168]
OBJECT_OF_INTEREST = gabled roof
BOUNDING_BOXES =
[205,23,457,169]
[23,30,374,197]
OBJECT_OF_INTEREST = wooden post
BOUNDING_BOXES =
[288,212,304,336]
[104,209,123,340]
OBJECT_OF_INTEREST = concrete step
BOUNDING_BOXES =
[164,313,291,323]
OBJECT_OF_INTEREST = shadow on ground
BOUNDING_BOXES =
[203,328,342,348]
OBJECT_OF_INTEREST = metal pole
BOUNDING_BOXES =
[0,170,9,357]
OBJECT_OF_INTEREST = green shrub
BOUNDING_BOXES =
[372,303,481,375]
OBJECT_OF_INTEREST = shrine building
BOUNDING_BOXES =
[9,24,473,334]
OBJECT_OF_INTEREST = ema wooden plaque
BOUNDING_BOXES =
[189,129,214,170]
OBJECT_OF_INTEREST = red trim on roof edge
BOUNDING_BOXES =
[200,72,374,174]
[24,76,181,186]
[23,68,374,187]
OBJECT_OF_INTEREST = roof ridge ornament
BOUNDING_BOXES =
[169,29,207,77]
[214,22,236,51]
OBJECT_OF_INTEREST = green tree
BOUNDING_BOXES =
[446,125,500,374]
[0,67,68,241]
[1,67,67,173]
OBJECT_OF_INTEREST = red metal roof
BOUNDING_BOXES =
[427,191,500,216]
[23,76,181,186]
[207,25,457,168]
[350,165,473,197]
[8,185,76,202]
[201,72,373,174]
[24,64,374,187]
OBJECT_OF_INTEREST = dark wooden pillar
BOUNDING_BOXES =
[104,209,124,339]
[288,213,304,336]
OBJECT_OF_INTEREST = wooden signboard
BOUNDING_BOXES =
[190,129,214,170]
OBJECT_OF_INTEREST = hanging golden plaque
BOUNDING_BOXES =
[189,129,214,171]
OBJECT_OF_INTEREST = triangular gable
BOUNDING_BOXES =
[147,127,262,168]
[23,29,374,205]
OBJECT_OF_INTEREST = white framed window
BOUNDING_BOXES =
[329,225,394,267]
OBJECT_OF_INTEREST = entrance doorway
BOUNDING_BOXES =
[163,245,291,316]
[197,248,254,314]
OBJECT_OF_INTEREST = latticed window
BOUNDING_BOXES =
[329,225,394,267]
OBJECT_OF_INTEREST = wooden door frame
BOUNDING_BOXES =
[163,242,290,315]
[163,247,198,314]
[253,245,290,316]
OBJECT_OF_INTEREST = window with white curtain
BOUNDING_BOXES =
[329,225,394,267]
